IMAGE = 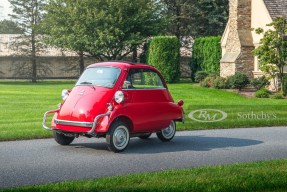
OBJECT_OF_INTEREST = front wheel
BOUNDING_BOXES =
[53,131,75,145]
[156,121,176,142]
[106,121,130,152]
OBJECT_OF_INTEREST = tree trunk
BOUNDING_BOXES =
[175,2,181,40]
[79,51,85,74]
[31,30,37,83]
[280,67,286,96]
[132,45,137,63]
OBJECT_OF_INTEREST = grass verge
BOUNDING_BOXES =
[0,81,286,141]
[2,159,287,192]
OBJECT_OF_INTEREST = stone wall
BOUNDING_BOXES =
[0,56,96,79]
[0,56,191,79]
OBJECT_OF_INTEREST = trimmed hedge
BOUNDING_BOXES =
[147,36,180,83]
[190,36,221,81]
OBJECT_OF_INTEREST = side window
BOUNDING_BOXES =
[123,68,165,89]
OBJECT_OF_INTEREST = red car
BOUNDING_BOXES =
[42,62,184,152]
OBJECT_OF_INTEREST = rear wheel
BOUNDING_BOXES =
[53,131,75,145]
[138,133,152,139]
[106,121,130,152]
[156,121,176,142]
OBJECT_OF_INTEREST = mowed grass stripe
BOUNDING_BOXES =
[0,81,74,141]
[0,81,287,141]
[2,159,287,192]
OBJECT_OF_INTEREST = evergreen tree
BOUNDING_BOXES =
[162,0,228,38]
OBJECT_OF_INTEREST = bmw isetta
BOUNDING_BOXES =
[42,62,184,152]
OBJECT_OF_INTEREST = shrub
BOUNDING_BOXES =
[190,36,221,81]
[271,93,284,99]
[227,72,250,90]
[195,71,209,83]
[213,76,228,89]
[255,88,271,98]
[251,76,270,90]
[200,74,217,88]
[147,36,180,83]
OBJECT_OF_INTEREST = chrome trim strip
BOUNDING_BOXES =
[54,119,93,128]
[42,109,59,131]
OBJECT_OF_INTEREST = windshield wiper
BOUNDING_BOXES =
[80,81,92,85]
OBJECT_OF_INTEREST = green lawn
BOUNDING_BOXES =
[0,81,286,141]
[2,159,287,192]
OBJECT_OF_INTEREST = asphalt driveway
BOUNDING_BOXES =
[1,126,287,188]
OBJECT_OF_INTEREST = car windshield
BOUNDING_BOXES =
[76,67,121,88]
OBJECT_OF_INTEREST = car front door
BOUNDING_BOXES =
[122,68,172,132]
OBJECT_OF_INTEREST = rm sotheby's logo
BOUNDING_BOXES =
[188,109,227,122]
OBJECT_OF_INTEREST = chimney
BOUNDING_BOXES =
[220,0,254,78]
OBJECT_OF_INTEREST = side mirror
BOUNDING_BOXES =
[123,81,131,89]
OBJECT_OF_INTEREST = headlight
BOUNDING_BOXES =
[61,89,69,101]
[115,91,124,103]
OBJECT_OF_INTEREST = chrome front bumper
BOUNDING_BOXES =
[42,109,59,131]
[42,110,111,135]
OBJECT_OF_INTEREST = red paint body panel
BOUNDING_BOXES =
[51,62,184,134]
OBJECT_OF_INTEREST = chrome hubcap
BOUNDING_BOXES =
[113,126,129,149]
[162,121,175,139]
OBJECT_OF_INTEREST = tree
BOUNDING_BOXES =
[191,0,229,37]
[9,0,46,82]
[162,0,228,39]
[42,0,164,72]
[0,19,23,34]
[253,17,287,95]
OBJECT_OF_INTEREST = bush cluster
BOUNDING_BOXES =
[251,76,270,90]
[195,71,209,83]
[198,72,249,90]
[190,36,221,81]
[227,72,250,90]
[147,36,180,83]
[200,74,218,88]
[255,88,271,98]
[197,71,284,99]
[271,93,284,99]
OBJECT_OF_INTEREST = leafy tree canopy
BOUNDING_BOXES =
[0,19,23,34]
[42,0,165,61]
[253,17,287,95]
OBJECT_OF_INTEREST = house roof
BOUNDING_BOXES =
[263,0,287,19]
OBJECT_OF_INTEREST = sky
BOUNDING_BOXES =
[0,0,12,20]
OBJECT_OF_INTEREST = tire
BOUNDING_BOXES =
[156,121,176,142]
[138,133,152,139]
[106,121,130,152]
[53,131,75,145]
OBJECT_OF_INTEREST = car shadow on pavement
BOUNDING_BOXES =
[123,135,264,154]
[68,135,263,154]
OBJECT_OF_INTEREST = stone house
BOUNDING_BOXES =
[220,0,287,81]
